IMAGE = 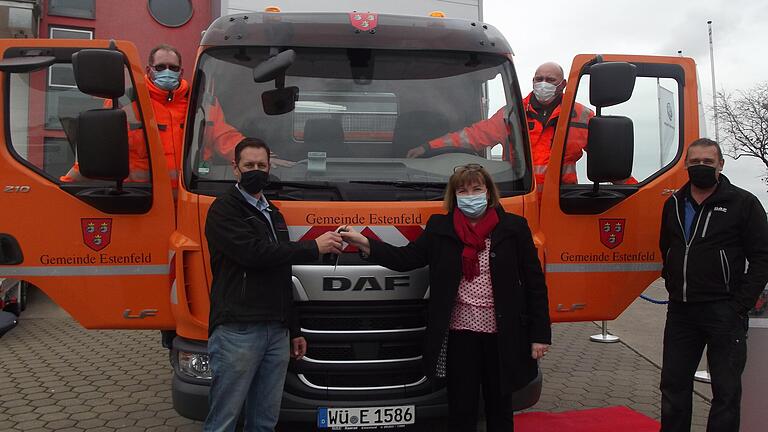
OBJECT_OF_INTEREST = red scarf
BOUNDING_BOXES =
[453,208,499,281]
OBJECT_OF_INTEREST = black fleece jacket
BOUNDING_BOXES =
[660,175,768,314]
[205,186,319,336]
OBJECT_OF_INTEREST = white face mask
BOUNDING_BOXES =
[533,81,559,105]
[456,193,488,218]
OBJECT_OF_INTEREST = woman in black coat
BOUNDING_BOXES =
[341,164,551,432]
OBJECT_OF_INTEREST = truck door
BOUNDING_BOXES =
[540,55,698,322]
[0,40,175,328]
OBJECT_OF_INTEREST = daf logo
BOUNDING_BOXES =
[323,276,410,291]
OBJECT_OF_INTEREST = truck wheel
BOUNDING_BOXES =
[5,301,21,317]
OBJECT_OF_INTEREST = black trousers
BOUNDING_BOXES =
[660,300,748,432]
[446,330,514,432]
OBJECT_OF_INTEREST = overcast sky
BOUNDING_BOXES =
[484,0,768,205]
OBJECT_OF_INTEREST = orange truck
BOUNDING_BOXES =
[0,11,700,429]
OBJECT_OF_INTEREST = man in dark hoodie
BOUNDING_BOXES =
[203,137,343,432]
[659,138,768,432]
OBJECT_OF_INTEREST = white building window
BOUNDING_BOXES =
[47,27,93,89]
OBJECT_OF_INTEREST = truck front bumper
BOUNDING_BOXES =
[171,368,542,423]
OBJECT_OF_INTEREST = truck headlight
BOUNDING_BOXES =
[178,351,212,380]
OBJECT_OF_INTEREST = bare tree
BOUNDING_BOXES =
[713,82,768,185]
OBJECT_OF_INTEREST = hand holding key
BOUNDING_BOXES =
[339,226,371,256]
[315,231,343,255]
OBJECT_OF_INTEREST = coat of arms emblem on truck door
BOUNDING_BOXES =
[599,218,625,249]
[81,218,112,251]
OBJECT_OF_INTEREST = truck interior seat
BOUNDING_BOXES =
[391,110,452,158]
[303,118,347,158]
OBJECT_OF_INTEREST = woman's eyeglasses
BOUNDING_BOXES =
[151,63,181,72]
[453,163,484,173]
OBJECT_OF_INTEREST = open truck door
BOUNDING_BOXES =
[0,40,175,328]
[540,55,698,322]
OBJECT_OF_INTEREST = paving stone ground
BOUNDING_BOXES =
[0,317,201,432]
[1,314,711,431]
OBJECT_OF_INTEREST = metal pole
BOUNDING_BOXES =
[694,27,720,383]
[708,20,719,142]
[590,320,620,343]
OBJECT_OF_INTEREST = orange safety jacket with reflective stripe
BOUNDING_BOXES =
[60,76,243,188]
[427,93,593,188]
[524,93,592,187]
[144,76,189,185]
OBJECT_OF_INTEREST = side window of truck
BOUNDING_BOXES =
[566,75,681,185]
[7,60,145,184]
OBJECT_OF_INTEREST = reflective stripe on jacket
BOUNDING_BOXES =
[524,93,591,186]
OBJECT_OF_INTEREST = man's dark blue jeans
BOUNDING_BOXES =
[204,321,290,432]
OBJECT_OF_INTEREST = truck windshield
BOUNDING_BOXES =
[186,47,530,201]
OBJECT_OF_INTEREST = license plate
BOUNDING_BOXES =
[317,405,415,429]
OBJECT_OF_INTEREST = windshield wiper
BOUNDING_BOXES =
[189,179,338,189]
[191,179,343,199]
[349,180,446,190]
[265,180,339,190]
[265,180,344,200]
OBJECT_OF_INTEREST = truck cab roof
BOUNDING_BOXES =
[201,12,512,55]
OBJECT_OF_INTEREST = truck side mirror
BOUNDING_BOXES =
[72,49,125,99]
[589,62,636,107]
[587,116,634,182]
[72,108,151,214]
[583,60,636,192]
[77,109,130,181]
[262,86,298,115]
[72,45,130,193]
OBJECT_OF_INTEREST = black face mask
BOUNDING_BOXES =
[239,169,270,194]
[687,164,718,189]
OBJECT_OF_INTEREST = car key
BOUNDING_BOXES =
[333,226,349,272]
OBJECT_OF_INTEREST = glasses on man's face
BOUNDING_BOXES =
[453,163,484,173]
[151,63,181,72]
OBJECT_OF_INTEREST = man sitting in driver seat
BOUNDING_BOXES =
[405,62,634,192]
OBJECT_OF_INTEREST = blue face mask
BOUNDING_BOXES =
[152,69,180,91]
[456,193,488,218]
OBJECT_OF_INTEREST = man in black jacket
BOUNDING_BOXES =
[659,138,768,432]
[203,138,343,432]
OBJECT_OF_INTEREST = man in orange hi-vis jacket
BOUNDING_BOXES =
[60,44,244,189]
[406,62,635,192]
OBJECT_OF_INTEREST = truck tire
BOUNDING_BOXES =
[4,300,20,317]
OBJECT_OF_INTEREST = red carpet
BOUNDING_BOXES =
[516,406,660,432]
